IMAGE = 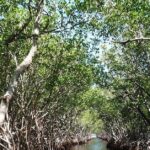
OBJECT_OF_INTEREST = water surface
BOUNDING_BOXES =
[71,138,108,150]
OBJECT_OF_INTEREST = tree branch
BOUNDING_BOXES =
[3,20,87,42]
[114,37,150,45]
[0,0,44,124]
[4,17,32,45]
[137,106,150,126]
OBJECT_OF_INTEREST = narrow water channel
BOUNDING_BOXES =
[71,138,108,150]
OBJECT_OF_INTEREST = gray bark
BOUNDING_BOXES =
[0,0,44,124]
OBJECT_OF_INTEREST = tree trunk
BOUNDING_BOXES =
[0,0,44,124]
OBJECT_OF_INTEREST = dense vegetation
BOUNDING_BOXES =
[0,0,150,149]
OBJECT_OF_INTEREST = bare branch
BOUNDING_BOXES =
[114,37,150,45]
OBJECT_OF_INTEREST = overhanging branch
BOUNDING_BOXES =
[114,37,150,45]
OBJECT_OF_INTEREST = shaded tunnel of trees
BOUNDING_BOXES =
[0,0,150,149]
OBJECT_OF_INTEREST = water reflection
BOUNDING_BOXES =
[71,138,108,150]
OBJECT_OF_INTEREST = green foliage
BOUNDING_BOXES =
[0,0,150,148]
[94,0,150,141]
[0,0,100,148]
[79,109,103,133]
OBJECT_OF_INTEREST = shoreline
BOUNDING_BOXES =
[97,134,148,150]
[55,134,97,150]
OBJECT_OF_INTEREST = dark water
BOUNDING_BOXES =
[71,138,108,150]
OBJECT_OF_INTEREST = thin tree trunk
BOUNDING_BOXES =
[137,106,150,126]
[0,0,44,124]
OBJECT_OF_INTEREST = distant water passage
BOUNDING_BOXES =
[71,138,108,150]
